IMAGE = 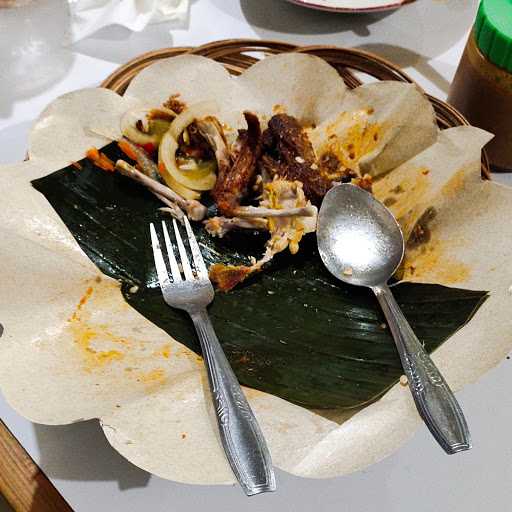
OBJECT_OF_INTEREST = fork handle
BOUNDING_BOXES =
[373,283,471,454]
[190,308,276,496]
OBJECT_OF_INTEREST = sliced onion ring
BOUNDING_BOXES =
[169,101,219,141]
[165,174,201,201]
[120,107,176,146]
[159,131,216,191]
[157,162,201,200]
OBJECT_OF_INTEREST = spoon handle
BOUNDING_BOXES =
[373,283,471,454]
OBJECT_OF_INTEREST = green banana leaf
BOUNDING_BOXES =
[32,142,488,409]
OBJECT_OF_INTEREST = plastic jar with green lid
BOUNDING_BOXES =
[448,0,512,171]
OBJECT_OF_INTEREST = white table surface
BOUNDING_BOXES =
[1,1,512,511]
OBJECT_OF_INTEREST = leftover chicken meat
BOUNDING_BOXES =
[87,98,374,291]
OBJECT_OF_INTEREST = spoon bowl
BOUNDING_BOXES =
[317,184,404,287]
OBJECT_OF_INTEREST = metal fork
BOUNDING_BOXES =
[149,218,276,496]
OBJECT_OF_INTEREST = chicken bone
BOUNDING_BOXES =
[115,160,207,221]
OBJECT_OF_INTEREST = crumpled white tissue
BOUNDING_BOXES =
[68,0,189,42]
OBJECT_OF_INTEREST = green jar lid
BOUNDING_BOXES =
[475,0,512,72]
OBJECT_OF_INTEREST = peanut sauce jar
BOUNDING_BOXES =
[448,0,512,171]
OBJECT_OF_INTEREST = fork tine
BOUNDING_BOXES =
[149,223,171,287]
[172,218,194,280]
[183,216,208,279]
[161,221,182,282]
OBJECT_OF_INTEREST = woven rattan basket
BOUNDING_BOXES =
[101,39,490,178]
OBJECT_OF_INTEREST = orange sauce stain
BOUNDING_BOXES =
[70,286,93,321]
[402,239,470,285]
[272,104,286,114]
[374,167,431,238]
[153,343,172,359]
[441,169,465,199]
[68,321,125,370]
[68,282,199,388]
[95,350,124,364]
[136,368,168,391]
[174,345,203,365]
[317,110,382,171]
[68,284,129,371]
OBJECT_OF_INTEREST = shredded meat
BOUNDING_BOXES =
[407,207,436,249]
[317,152,356,182]
[262,114,316,162]
[352,174,373,193]
[209,179,317,292]
[209,264,254,291]
[204,216,268,238]
[212,111,262,216]
[163,94,186,114]
[196,117,230,175]
[177,121,215,161]
[261,179,317,255]
[340,168,358,182]
[259,114,331,204]
[318,152,340,175]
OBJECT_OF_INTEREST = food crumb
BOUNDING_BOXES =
[163,93,186,114]
[343,267,353,276]
[400,375,408,386]
[311,163,319,170]
[129,285,139,294]
[181,433,187,439]
[295,156,305,164]
[422,169,430,175]
[115,404,121,408]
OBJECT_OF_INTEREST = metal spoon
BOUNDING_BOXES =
[317,184,471,454]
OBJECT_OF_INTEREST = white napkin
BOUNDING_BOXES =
[68,0,189,43]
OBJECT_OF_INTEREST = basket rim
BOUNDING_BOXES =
[102,39,417,86]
